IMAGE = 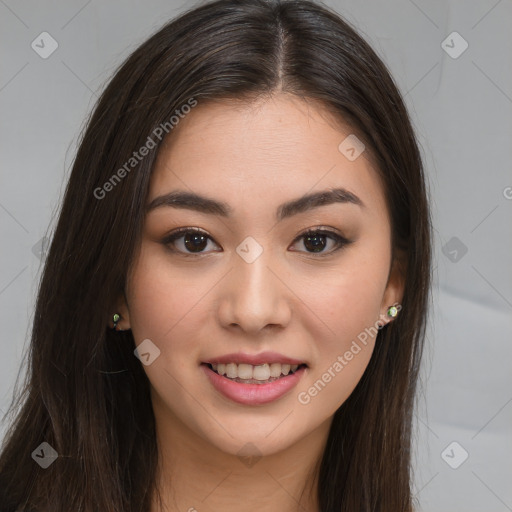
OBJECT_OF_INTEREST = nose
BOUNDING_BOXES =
[216,248,292,335]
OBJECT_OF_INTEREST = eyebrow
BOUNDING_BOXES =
[145,187,364,221]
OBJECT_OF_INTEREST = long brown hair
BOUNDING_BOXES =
[0,1,432,510]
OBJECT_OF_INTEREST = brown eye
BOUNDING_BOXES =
[162,228,219,255]
[162,227,351,258]
[182,232,208,252]
[290,229,351,256]
[303,232,328,252]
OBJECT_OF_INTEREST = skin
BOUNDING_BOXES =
[114,93,404,511]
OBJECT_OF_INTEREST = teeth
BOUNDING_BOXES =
[269,363,281,378]
[253,364,270,380]
[226,363,237,378]
[210,362,301,380]
[238,363,253,379]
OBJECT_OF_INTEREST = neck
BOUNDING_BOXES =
[149,398,331,512]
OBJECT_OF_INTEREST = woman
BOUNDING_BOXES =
[0,0,432,510]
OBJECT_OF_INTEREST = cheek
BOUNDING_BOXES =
[308,253,389,345]
[126,247,214,403]
[296,248,389,407]
[126,245,213,344]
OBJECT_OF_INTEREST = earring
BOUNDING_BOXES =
[387,305,399,318]
[378,305,400,330]
[112,313,121,331]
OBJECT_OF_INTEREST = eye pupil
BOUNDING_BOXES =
[304,233,327,253]
[184,233,208,252]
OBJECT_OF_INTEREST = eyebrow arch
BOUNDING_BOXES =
[145,187,364,221]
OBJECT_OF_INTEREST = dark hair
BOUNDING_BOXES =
[0,0,431,510]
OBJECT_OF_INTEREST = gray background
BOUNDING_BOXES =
[1,1,511,510]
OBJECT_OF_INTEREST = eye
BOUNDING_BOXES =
[161,227,351,256]
[289,228,351,256]
[161,227,220,256]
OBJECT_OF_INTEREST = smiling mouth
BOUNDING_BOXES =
[203,362,308,384]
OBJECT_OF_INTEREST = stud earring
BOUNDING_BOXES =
[112,313,121,331]
[387,305,399,318]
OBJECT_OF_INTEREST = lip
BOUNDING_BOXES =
[202,351,307,366]
[201,363,307,405]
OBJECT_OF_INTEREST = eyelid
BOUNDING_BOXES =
[292,225,347,242]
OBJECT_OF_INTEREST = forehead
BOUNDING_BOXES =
[148,94,387,218]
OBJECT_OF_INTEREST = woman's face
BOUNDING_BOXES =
[120,94,403,457]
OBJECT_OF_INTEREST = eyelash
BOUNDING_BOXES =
[161,227,352,257]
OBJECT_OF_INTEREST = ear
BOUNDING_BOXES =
[378,249,406,328]
[109,291,132,331]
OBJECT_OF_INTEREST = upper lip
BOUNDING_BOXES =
[202,351,307,366]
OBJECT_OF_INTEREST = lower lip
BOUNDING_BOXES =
[201,363,307,405]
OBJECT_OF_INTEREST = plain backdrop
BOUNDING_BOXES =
[1,1,511,511]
